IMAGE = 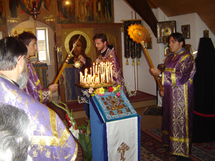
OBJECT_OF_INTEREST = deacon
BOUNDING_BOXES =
[150,33,196,161]
[93,33,124,86]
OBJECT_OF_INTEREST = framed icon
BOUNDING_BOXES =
[157,21,176,43]
[181,25,190,39]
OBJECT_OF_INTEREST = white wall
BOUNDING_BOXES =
[11,17,56,87]
[114,0,215,96]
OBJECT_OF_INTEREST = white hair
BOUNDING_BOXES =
[0,104,32,161]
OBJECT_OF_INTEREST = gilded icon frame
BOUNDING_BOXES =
[157,21,176,43]
[181,25,190,39]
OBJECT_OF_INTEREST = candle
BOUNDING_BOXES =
[106,67,109,83]
[95,63,97,74]
[82,76,84,83]
[98,72,100,84]
[85,68,88,77]
[101,74,104,83]
[93,63,95,75]
[80,72,82,83]
[110,63,113,82]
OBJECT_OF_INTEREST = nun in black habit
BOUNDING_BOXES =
[193,37,215,143]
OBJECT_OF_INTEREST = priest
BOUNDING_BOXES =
[0,37,82,160]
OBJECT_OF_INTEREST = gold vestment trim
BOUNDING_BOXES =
[70,143,78,161]
[39,90,43,103]
[60,128,70,148]
[171,73,176,86]
[180,54,193,63]
[165,68,175,72]
[184,83,189,156]
[162,130,169,135]
[35,79,40,86]
[169,136,191,143]
[49,108,59,139]
[31,136,59,146]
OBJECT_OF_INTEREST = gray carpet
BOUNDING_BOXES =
[143,106,162,116]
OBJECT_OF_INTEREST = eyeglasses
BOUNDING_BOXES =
[93,43,101,46]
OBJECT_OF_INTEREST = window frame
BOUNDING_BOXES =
[36,27,50,64]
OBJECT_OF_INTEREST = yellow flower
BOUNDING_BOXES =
[113,87,117,91]
[116,85,120,90]
[99,87,105,94]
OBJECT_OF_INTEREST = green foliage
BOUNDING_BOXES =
[78,119,92,161]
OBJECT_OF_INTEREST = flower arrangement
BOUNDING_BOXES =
[89,85,121,97]
[51,99,92,161]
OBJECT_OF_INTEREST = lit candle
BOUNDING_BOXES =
[85,68,88,77]
[101,74,104,83]
[93,63,95,75]
[80,72,82,83]
[95,63,97,74]
[110,63,113,82]
[106,67,109,83]
[90,67,92,76]
[101,62,103,74]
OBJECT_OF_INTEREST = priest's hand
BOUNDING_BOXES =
[159,89,164,97]
[78,55,86,64]
[48,84,58,93]
[150,67,161,77]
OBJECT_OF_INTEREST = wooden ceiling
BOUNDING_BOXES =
[146,0,215,35]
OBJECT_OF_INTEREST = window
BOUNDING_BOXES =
[0,31,2,39]
[36,28,50,64]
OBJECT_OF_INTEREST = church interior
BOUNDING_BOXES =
[0,0,215,160]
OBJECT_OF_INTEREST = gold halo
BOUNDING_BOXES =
[64,31,91,56]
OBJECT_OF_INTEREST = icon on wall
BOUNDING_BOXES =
[181,25,190,39]
[157,21,176,43]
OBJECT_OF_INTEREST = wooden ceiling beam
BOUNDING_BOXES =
[125,0,158,37]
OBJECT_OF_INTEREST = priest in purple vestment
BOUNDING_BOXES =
[93,33,123,86]
[18,32,58,104]
[150,33,196,160]
[0,37,82,160]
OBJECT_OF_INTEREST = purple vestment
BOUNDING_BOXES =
[23,62,51,104]
[162,49,196,157]
[95,46,123,85]
[0,74,78,160]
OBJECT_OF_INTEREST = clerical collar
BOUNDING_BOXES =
[175,48,185,55]
[101,45,113,57]
[0,73,20,87]
[101,47,108,57]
